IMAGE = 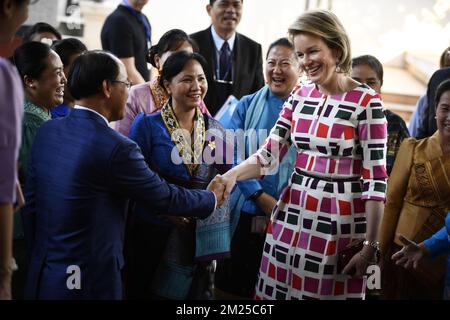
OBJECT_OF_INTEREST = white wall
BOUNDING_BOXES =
[28,0,449,66]
[143,0,449,64]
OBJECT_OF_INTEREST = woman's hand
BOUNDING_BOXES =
[391,235,428,269]
[342,246,376,278]
[220,170,239,199]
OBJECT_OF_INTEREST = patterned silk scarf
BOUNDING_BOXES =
[161,101,206,176]
[149,77,168,111]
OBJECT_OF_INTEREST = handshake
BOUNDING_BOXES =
[206,173,237,208]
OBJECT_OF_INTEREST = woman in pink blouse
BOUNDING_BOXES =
[115,29,209,136]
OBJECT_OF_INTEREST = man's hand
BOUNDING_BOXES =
[207,175,226,207]
[391,235,428,270]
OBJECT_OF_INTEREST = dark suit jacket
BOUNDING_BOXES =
[191,27,264,115]
[22,109,215,300]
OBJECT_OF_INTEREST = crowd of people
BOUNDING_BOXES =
[0,0,449,301]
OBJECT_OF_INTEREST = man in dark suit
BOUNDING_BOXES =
[21,51,225,300]
[191,0,264,116]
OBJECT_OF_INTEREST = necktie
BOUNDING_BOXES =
[219,41,231,81]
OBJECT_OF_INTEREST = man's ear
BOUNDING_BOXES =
[206,4,212,17]
[102,79,113,99]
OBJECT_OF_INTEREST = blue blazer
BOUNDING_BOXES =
[22,109,215,300]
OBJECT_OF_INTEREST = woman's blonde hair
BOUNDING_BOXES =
[288,10,352,74]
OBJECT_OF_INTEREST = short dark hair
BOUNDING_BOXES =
[159,51,208,88]
[51,38,87,67]
[352,55,384,86]
[266,38,294,59]
[435,79,450,107]
[0,0,28,15]
[209,0,243,5]
[12,41,52,85]
[68,50,120,100]
[23,22,62,43]
[147,29,197,68]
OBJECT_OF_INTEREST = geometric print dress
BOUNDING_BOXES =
[254,83,388,300]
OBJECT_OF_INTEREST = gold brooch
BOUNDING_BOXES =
[208,140,216,151]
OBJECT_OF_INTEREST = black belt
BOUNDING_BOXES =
[294,168,361,182]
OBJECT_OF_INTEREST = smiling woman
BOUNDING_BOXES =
[217,10,388,300]
[124,51,233,300]
[12,41,66,184]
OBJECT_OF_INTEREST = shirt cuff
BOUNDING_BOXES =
[212,191,217,210]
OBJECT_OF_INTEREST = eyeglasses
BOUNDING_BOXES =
[111,79,133,89]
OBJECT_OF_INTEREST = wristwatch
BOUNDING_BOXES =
[249,189,263,201]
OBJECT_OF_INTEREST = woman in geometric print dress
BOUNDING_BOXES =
[219,10,388,300]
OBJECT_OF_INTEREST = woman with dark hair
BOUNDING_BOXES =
[390,80,450,300]
[124,51,231,299]
[379,79,450,299]
[0,0,30,300]
[11,41,65,299]
[115,29,208,137]
[14,41,66,183]
[50,38,88,118]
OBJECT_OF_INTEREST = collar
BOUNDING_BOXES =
[74,105,109,126]
[24,100,51,122]
[210,26,236,52]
